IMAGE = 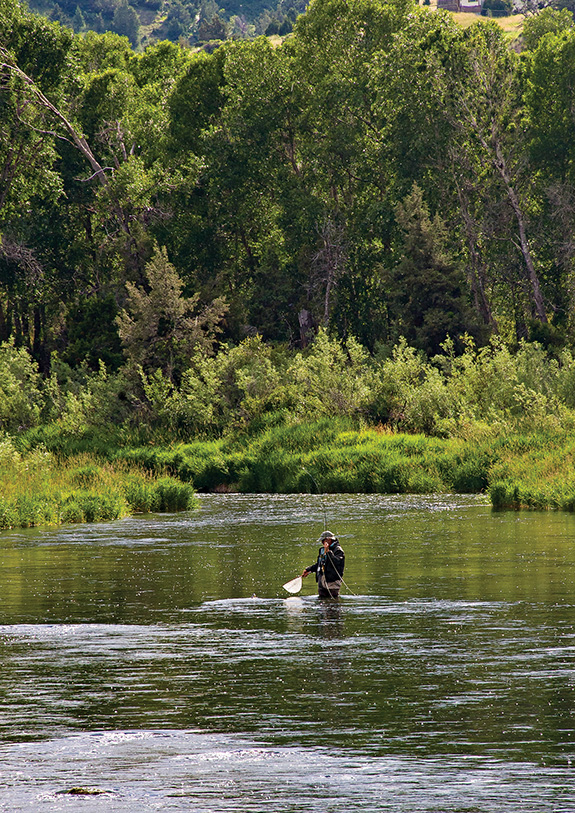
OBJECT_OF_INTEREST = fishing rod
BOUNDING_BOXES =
[283,468,328,595]
[301,467,328,530]
[292,468,357,597]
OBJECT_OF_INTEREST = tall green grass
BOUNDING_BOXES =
[0,440,197,530]
[110,420,494,497]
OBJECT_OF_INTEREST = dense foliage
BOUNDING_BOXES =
[2,0,575,518]
[23,0,304,50]
[2,0,575,367]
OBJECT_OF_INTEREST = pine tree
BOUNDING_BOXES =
[388,184,482,355]
[111,0,140,48]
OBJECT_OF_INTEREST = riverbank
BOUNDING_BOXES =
[0,437,196,529]
[4,418,573,530]
[113,421,575,511]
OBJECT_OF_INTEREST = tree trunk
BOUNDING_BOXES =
[453,179,497,329]
[493,142,547,323]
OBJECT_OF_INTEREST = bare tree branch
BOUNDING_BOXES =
[0,45,109,187]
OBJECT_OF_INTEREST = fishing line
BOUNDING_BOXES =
[302,467,328,530]
[298,467,357,597]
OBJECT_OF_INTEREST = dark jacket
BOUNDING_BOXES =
[306,540,345,583]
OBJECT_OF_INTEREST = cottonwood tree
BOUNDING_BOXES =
[372,13,548,337]
[447,24,548,325]
[0,6,75,360]
[370,11,497,335]
[0,47,111,186]
[524,28,575,336]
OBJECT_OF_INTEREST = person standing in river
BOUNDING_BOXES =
[302,531,345,598]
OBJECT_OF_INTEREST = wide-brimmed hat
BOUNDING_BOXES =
[317,531,336,542]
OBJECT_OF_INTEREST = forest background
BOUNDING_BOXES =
[2,0,575,526]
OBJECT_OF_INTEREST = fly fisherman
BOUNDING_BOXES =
[302,531,345,598]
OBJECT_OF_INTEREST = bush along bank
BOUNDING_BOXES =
[11,327,575,513]
[0,439,197,530]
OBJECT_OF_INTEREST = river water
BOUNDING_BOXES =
[1,493,574,811]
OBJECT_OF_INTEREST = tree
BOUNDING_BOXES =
[0,6,75,363]
[371,13,549,337]
[157,1,193,42]
[0,45,110,187]
[447,24,547,324]
[522,7,573,50]
[116,245,228,380]
[111,0,140,48]
[72,6,86,32]
[311,217,347,326]
[197,14,228,42]
[525,29,575,180]
[388,184,482,355]
[524,28,575,337]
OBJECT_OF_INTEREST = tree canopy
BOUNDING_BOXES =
[1,0,574,398]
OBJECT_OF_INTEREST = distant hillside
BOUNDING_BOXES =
[24,0,307,47]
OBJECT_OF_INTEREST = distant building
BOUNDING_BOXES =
[437,0,482,11]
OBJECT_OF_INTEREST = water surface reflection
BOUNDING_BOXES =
[0,494,574,811]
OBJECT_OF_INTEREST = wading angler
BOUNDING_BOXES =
[302,531,345,598]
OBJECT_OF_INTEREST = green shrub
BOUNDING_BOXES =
[60,498,86,524]
[70,491,127,522]
[121,476,157,512]
[0,498,18,528]
[121,472,196,512]
[0,340,44,432]
[73,464,103,486]
[285,330,375,419]
[490,481,518,510]
[13,494,58,527]
[150,477,196,511]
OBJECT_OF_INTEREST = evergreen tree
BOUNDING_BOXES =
[72,5,86,32]
[116,246,228,381]
[111,0,140,48]
[388,184,482,356]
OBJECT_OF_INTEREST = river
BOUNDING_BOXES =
[0,493,574,811]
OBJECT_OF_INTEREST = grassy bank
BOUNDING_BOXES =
[6,419,575,530]
[0,438,196,530]
[489,433,575,510]
[112,421,575,511]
